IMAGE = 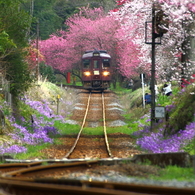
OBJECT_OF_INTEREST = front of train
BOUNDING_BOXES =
[82,50,111,90]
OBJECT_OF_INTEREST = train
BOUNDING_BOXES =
[81,49,112,90]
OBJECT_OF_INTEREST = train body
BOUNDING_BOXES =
[81,50,111,90]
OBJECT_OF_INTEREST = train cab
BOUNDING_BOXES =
[82,50,111,90]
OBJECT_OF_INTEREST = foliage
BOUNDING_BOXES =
[156,85,180,107]
[27,0,195,86]
[37,10,62,40]
[122,85,195,154]
[0,0,33,97]
[82,126,133,135]
[149,166,194,182]
[22,0,116,40]
[4,51,33,97]
[39,62,56,83]
[54,122,80,135]
[39,6,142,81]
[0,31,16,57]
[21,0,62,40]
[111,82,195,154]
[39,7,121,75]
[24,44,45,70]
[0,97,12,116]
[164,85,195,135]
[112,0,195,81]
[14,143,51,159]
[39,35,69,72]
[133,124,195,153]
[0,81,72,155]
[3,97,61,156]
[0,0,32,47]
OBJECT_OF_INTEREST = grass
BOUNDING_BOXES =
[54,121,81,135]
[110,84,131,95]
[183,141,195,155]
[107,126,137,134]
[14,143,51,159]
[149,166,195,181]
[127,159,195,181]
[82,125,136,135]
[14,137,64,160]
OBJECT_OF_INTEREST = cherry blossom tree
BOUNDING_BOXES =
[154,0,195,83]
[111,0,153,79]
[112,0,195,83]
[156,0,195,84]
[39,7,120,77]
[39,6,142,82]
[38,0,195,84]
[39,35,71,72]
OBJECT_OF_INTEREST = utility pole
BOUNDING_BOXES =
[145,3,168,130]
[30,0,34,17]
[150,3,156,131]
[36,20,39,80]
[141,74,146,108]
[147,3,168,130]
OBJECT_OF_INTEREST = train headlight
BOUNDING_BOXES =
[103,71,110,76]
[83,71,91,76]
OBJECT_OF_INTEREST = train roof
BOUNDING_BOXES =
[82,50,111,59]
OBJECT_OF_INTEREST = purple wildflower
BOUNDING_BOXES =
[135,123,195,153]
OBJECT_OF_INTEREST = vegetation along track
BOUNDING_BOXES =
[64,90,113,159]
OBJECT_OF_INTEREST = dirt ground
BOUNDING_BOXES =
[40,133,142,159]
[39,132,161,179]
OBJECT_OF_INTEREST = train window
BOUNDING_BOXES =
[102,59,110,68]
[83,59,90,68]
[93,60,99,68]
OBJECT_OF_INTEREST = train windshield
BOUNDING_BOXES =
[93,60,99,68]
[102,59,110,68]
[83,59,90,69]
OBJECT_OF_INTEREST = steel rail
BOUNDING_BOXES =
[63,91,113,159]
[1,176,195,195]
[83,180,195,195]
[0,162,42,173]
[1,160,98,178]
[63,92,92,158]
[0,178,147,195]
[102,92,113,158]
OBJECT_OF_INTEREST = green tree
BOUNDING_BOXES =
[22,0,116,40]
[53,0,116,30]
[22,0,62,40]
[4,51,32,97]
[0,0,31,47]
[0,0,33,97]
[0,31,17,58]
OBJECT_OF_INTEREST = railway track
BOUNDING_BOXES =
[0,160,194,195]
[0,178,194,195]
[63,91,113,159]
[0,162,42,173]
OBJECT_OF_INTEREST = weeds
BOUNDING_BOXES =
[149,166,194,181]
